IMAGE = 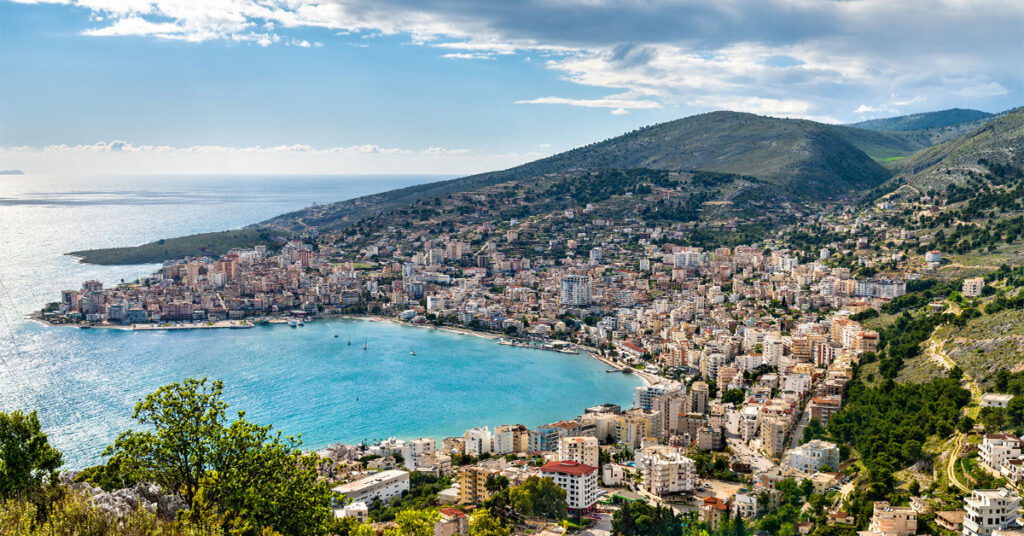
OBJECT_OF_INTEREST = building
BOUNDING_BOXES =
[634,384,675,411]
[458,465,500,504]
[981,394,1015,408]
[926,250,943,264]
[860,501,917,536]
[540,461,599,515]
[463,427,492,456]
[981,434,1024,471]
[434,508,469,536]
[559,275,593,307]
[558,436,600,468]
[700,496,730,531]
[332,470,410,505]
[402,438,436,471]
[963,277,986,297]
[783,440,841,473]
[963,489,1020,536]
[635,445,697,496]
[809,396,842,428]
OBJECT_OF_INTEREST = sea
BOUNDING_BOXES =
[0,174,641,468]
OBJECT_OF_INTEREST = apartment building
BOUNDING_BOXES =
[635,445,697,496]
[861,501,917,536]
[540,461,599,515]
[783,440,840,473]
[981,434,1024,471]
[332,470,410,505]
[963,489,1021,536]
[558,436,600,468]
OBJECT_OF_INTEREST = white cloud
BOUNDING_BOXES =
[7,0,1022,123]
[515,95,662,111]
[0,141,543,175]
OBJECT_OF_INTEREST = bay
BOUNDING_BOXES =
[0,174,641,467]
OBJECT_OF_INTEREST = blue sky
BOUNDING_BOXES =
[1,0,1021,175]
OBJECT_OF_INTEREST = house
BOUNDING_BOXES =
[981,394,1015,408]
[700,496,730,531]
[858,501,917,536]
[937,511,966,532]
[783,440,840,473]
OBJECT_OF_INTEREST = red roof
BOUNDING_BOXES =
[541,461,597,476]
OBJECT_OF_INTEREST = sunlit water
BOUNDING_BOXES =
[0,175,641,467]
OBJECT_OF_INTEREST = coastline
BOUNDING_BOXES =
[30,311,653,384]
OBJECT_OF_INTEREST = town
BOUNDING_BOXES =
[39,176,1024,536]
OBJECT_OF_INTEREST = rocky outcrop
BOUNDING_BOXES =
[60,472,187,520]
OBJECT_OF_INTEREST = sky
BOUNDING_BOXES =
[1,0,1022,176]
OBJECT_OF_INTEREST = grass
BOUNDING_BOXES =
[878,156,907,163]
[70,229,279,265]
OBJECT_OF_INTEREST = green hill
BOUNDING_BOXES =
[851,108,993,132]
[888,107,1024,191]
[71,110,944,264]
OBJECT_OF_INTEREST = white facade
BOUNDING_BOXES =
[964,489,1020,536]
[783,440,840,473]
[464,426,493,456]
[332,470,410,505]
[981,435,1024,471]
[541,461,599,513]
[634,384,674,411]
[559,275,593,307]
[635,445,697,496]
[401,438,435,471]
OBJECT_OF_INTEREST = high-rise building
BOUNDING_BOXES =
[558,436,600,467]
[559,275,593,306]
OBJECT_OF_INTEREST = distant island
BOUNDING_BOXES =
[0,169,25,175]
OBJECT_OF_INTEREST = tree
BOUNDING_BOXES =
[387,508,439,536]
[611,500,682,536]
[509,476,566,520]
[469,508,510,536]
[104,377,228,509]
[801,418,825,444]
[0,410,63,501]
[102,378,334,534]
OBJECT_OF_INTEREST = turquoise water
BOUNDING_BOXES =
[0,175,641,467]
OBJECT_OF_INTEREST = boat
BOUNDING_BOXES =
[334,334,339,338]
[287,319,297,327]
[409,351,416,356]
[362,339,367,350]
[347,340,352,346]
[297,320,304,327]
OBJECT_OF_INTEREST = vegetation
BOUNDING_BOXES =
[0,410,63,502]
[71,229,280,265]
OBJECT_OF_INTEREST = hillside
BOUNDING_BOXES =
[261,112,901,234]
[851,108,992,132]
[71,111,934,264]
[887,107,1023,191]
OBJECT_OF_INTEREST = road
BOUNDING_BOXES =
[947,433,970,492]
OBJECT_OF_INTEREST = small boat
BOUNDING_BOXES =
[297,320,304,327]
[347,340,352,346]
[287,319,297,328]
[410,351,416,356]
[334,334,339,338]
[362,339,367,350]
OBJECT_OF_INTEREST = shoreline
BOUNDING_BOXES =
[30,311,651,384]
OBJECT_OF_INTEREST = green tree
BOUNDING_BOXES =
[0,410,63,501]
[387,508,439,536]
[469,508,510,536]
[509,476,566,520]
[104,377,228,509]
[102,378,334,534]
[611,500,682,536]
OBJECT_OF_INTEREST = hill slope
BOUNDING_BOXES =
[73,110,927,264]
[851,108,993,132]
[888,107,1023,191]
[261,111,898,234]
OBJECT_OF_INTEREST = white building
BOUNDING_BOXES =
[558,436,600,468]
[964,489,1020,536]
[464,426,493,456]
[634,384,675,411]
[332,470,410,505]
[635,445,697,496]
[783,440,840,473]
[540,461,599,515]
[981,434,1024,471]
[401,438,436,471]
[559,275,593,307]
[981,394,1015,408]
